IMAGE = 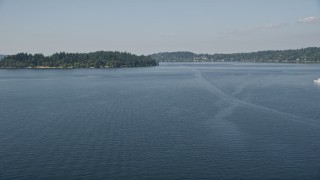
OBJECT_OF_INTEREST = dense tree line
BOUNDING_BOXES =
[150,47,320,63]
[0,51,158,68]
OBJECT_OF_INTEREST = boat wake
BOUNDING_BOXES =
[184,66,320,128]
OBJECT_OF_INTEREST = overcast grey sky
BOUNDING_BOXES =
[0,0,320,55]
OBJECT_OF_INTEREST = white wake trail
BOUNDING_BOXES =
[185,66,320,127]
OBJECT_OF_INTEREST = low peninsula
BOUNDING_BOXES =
[0,51,158,68]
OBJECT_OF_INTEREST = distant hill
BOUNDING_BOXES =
[150,51,197,62]
[150,47,320,63]
[0,51,158,68]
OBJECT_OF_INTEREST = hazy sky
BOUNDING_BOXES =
[1,0,320,55]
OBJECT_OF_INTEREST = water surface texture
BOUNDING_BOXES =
[1,63,320,179]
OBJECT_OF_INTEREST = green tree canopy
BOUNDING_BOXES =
[0,51,158,68]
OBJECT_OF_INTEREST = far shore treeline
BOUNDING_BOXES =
[151,47,320,63]
[1,47,320,68]
[0,51,158,68]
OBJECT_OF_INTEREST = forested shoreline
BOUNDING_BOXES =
[150,47,320,63]
[1,47,320,68]
[0,51,158,68]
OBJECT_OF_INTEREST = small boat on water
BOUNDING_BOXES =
[314,78,320,84]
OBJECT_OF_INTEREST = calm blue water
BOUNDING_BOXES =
[1,63,320,179]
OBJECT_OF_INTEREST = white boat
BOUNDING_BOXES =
[314,78,320,84]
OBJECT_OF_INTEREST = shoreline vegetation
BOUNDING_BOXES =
[1,47,320,69]
[0,51,158,69]
[151,47,320,63]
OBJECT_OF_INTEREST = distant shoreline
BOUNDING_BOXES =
[1,61,319,70]
[0,51,158,69]
[150,47,320,63]
[0,65,157,69]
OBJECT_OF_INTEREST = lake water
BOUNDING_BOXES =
[1,63,320,179]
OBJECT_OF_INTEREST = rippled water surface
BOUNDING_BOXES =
[1,63,320,179]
